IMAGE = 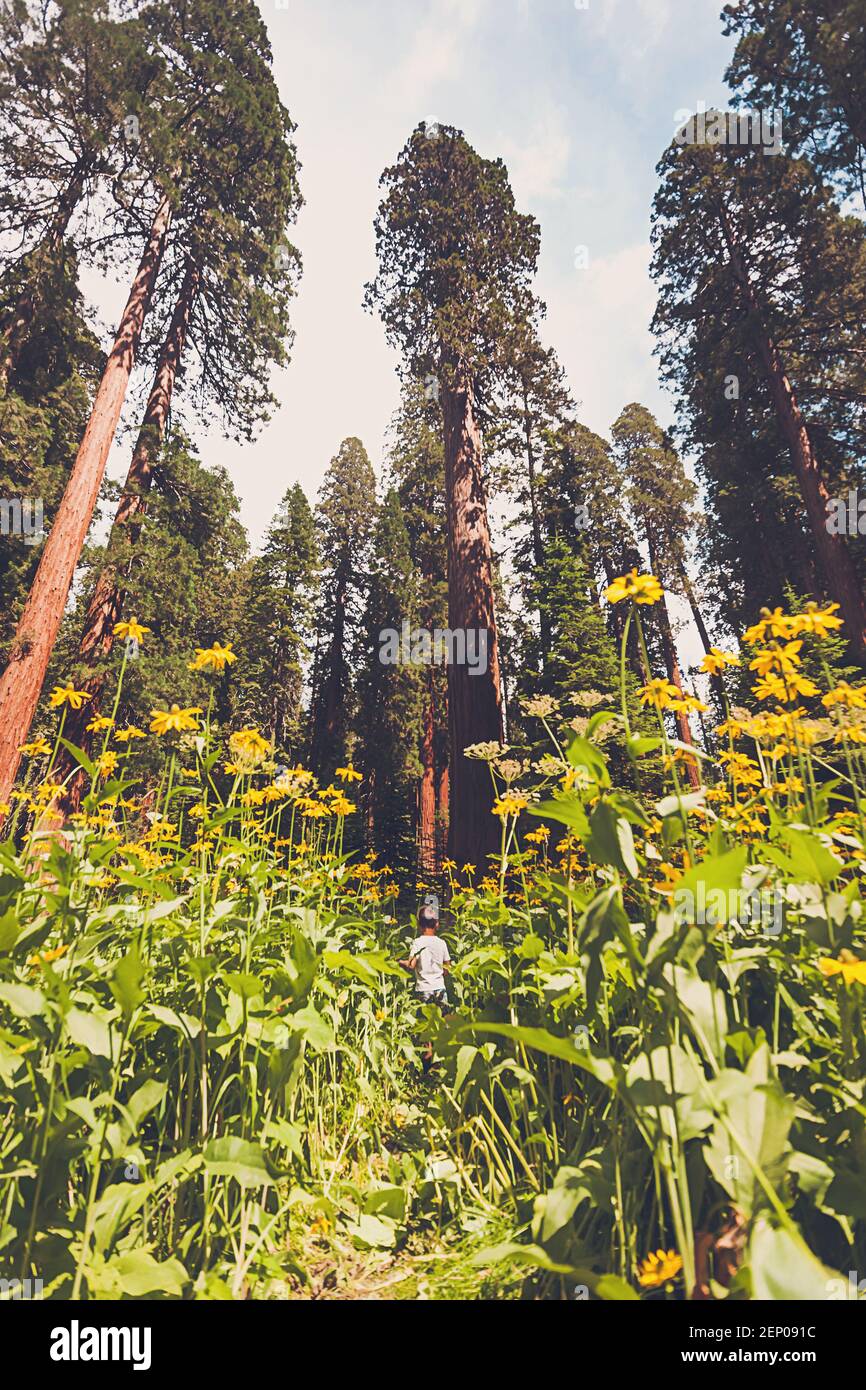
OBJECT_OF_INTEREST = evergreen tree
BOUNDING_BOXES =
[236,483,318,756]
[355,490,423,876]
[366,123,540,867]
[308,437,377,787]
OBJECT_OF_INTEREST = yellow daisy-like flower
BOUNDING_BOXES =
[49,683,91,710]
[188,641,237,672]
[822,681,866,710]
[700,648,740,677]
[605,570,663,605]
[789,602,843,638]
[749,641,802,677]
[743,607,795,645]
[335,764,363,783]
[114,726,146,743]
[491,794,528,818]
[113,617,150,644]
[150,704,203,735]
[96,751,118,777]
[19,736,52,757]
[638,678,681,710]
[27,944,68,967]
[86,715,115,733]
[818,954,866,987]
[637,1249,683,1288]
[834,725,866,744]
[671,694,708,714]
[229,727,272,759]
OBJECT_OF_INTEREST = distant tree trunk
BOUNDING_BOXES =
[0,166,87,391]
[0,192,173,810]
[53,261,200,811]
[418,664,437,872]
[647,536,701,789]
[521,379,551,663]
[308,559,349,782]
[441,354,503,869]
[718,198,866,659]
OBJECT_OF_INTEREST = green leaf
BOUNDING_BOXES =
[203,1137,273,1187]
[747,1220,836,1300]
[0,982,45,1017]
[346,1213,397,1249]
[65,1007,113,1059]
[110,948,145,1018]
[109,1249,188,1298]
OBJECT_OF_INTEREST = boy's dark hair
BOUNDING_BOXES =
[418,905,438,929]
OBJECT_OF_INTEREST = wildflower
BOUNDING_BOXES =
[638,678,681,710]
[570,689,609,708]
[495,757,523,784]
[19,737,52,757]
[27,944,68,967]
[150,704,203,735]
[743,607,795,645]
[86,715,115,733]
[700,648,739,677]
[335,764,363,782]
[749,641,803,677]
[670,694,708,715]
[605,570,663,605]
[822,681,866,711]
[114,726,146,743]
[229,727,272,760]
[49,682,91,710]
[330,795,355,816]
[522,694,560,718]
[524,826,550,844]
[189,640,237,672]
[834,725,866,744]
[818,953,866,987]
[491,794,528,818]
[637,1249,683,1288]
[96,751,118,778]
[113,617,150,644]
[464,741,507,761]
[789,602,843,638]
[752,673,787,703]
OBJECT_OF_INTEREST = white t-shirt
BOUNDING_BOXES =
[410,934,450,992]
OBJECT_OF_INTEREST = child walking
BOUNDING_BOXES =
[399,903,451,1071]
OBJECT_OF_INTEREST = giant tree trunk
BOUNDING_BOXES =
[718,198,866,659]
[418,664,437,872]
[522,379,552,663]
[53,261,200,810]
[308,562,349,783]
[441,355,503,869]
[0,192,173,810]
[0,167,87,392]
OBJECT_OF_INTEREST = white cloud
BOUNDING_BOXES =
[498,104,571,204]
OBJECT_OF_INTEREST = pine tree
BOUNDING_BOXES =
[651,126,866,661]
[236,483,318,756]
[308,438,377,787]
[355,489,424,877]
[366,123,540,868]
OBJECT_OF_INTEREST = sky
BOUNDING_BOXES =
[94,0,740,660]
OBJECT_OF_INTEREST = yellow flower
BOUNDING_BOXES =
[19,736,52,757]
[753,673,787,702]
[637,1249,683,1288]
[49,682,91,710]
[86,715,115,733]
[834,725,866,744]
[27,944,68,967]
[492,794,528,818]
[113,617,150,644]
[818,954,866,987]
[749,641,802,677]
[150,704,203,735]
[229,727,272,759]
[189,641,237,672]
[670,694,708,714]
[638,678,681,710]
[605,570,663,605]
[822,681,866,710]
[700,648,740,677]
[743,607,795,645]
[96,751,118,777]
[114,726,146,743]
[789,602,843,638]
[335,764,363,782]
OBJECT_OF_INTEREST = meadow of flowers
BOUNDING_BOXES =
[2,574,865,1300]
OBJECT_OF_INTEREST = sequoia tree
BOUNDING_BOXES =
[365,123,540,867]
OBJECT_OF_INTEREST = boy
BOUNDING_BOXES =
[399,905,451,1070]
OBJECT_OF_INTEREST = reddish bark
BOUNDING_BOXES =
[418,666,437,872]
[54,261,200,810]
[0,192,173,809]
[441,356,503,869]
